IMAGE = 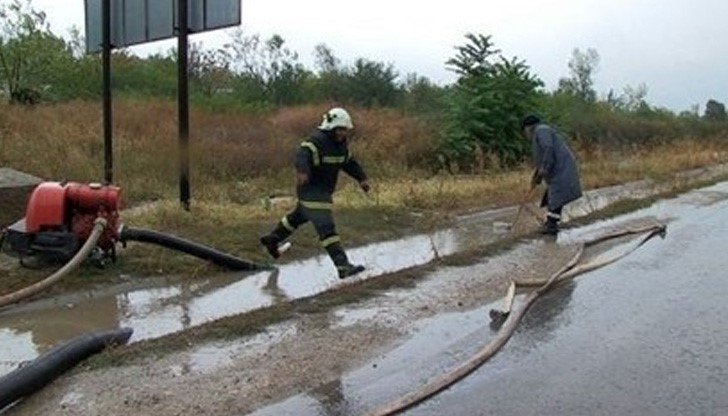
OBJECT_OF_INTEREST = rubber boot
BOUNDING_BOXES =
[326,242,365,279]
[538,217,559,236]
[260,224,291,259]
[338,264,366,279]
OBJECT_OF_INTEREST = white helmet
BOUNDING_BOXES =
[318,107,354,130]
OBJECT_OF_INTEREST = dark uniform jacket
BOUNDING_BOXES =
[295,130,367,204]
[532,123,582,210]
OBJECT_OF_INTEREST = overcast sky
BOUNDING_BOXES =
[29,0,728,112]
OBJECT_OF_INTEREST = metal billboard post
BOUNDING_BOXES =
[85,0,241,209]
[102,0,113,184]
[177,0,191,211]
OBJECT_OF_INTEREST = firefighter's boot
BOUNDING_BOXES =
[260,223,291,259]
[326,242,365,279]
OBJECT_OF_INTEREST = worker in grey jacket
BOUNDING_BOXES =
[521,114,582,235]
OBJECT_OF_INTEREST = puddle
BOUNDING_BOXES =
[3,179,728,377]
[561,183,728,243]
[247,303,502,416]
[333,307,386,328]
[167,323,296,377]
[0,328,37,371]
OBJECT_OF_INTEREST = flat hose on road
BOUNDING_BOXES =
[365,223,667,416]
[514,225,668,287]
[119,226,269,271]
[0,218,107,309]
[0,327,133,411]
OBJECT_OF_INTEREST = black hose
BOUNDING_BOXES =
[0,327,133,411]
[119,226,268,271]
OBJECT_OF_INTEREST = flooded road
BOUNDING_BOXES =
[0,174,677,375]
[3,178,728,416]
[250,184,728,416]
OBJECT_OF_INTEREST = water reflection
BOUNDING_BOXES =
[1,227,461,375]
[520,281,577,343]
[310,378,349,416]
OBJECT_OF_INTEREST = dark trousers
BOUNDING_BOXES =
[267,202,350,267]
[540,190,563,223]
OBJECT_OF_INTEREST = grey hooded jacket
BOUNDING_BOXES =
[531,123,582,210]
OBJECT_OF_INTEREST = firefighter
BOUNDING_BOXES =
[521,114,583,235]
[260,107,370,279]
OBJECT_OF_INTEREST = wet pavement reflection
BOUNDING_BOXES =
[410,192,728,416]
[246,182,728,416]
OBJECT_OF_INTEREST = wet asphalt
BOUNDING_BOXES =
[251,184,728,416]
[413,216,728,416]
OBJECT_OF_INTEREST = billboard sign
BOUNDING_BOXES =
[85,0,241,53]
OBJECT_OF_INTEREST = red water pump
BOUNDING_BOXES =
[2,181,263,271]
[3,182,121,263]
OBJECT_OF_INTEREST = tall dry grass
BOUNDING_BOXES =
[0,100,438,204]
[2,99,728,215]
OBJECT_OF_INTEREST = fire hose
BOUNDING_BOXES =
[364,223,667,416]
[0,327,133,411]
[0,218,108,309]
[117,225,267,271]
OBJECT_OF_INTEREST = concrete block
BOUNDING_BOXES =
[0,168,42,227]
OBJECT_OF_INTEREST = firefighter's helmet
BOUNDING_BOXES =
[319,107,354,130]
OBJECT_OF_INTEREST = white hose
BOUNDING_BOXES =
[0,218,107,309]
[364,223,666,416]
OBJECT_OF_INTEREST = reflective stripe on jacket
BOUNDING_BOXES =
[295,129,367,203]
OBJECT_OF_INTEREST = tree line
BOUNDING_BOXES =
[1,0,727,172]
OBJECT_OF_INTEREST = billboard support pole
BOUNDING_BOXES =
[102,0,113,184]
[177,0,191,210]
[86,0,241,206]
